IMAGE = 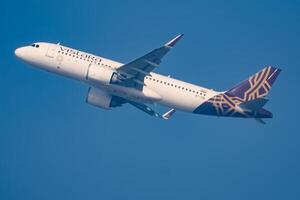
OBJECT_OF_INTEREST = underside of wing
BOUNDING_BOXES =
[129,101,176,120]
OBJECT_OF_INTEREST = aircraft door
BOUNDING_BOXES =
[45,44,57,58]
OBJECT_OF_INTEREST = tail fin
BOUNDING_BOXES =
[225,66,281,101]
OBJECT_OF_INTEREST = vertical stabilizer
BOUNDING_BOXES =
[225,66,281,101]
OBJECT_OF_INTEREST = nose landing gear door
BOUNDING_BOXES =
[45,44,57,58]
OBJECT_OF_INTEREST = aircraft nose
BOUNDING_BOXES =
[15,47,26,59]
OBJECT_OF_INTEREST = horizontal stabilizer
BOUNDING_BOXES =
[239,98,269,111]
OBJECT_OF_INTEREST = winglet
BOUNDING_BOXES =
[162,109,176,120]
[165,34,184,47]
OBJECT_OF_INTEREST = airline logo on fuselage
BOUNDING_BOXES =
[59,46,102,63]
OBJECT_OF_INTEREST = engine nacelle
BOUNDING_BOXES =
[86,87,124,109]
[87,65,118,85]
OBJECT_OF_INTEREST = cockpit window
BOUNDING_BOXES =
[30,43,39,48]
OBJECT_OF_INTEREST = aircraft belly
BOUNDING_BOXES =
[160,94,201,112]
[149,85,203,112]
[98,84,161,104]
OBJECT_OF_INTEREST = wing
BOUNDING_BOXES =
[129,101,176,120]
[117,34,184,89]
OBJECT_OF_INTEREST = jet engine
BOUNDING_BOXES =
[87,65,119,85]
[86,87,125,109]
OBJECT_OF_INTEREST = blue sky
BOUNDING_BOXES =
[0,0,299,199]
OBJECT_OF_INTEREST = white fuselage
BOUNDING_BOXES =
[15,42,220,113]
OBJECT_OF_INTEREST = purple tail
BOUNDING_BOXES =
[225,66,281,101]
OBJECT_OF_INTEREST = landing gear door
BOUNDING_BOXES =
[45,44,57,58]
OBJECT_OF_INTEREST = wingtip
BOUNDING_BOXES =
[162,108,176,120]
[165,34,184,47]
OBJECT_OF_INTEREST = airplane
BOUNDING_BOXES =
[15,34,281,123]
